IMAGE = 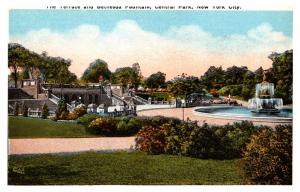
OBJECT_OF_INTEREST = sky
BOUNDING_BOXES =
[9,10,293,79]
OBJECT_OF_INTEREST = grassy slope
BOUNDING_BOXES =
[8,116,95,138]
[8,152,245,185]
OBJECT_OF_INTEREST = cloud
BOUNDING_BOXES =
[10,20,292,79]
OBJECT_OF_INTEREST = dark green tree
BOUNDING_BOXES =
[169,73,205,98]
[8,43,29,87]
[22,104,28,117]
[200,66,225,90]
[13,102,19,116]
[241,71,256,100]
[269,50,293,104]
[224,66,248,85]
[42,103,49,119]
[111,67,141,89]
[144,71,166,89]
[81,59,111,83]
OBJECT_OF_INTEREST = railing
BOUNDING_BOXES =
[131,94,148,104]
[111,93,130,106]
[49,93,74,111]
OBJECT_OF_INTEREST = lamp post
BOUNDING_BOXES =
[181,99,185,121]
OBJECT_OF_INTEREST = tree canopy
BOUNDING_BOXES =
[169,73,205,98]
[110,67,142,89]
[144,71,166,89]
[8,43,77,85]
[81,59,111,83]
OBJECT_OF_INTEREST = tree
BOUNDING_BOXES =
[243,125,292,184]
[169,73,205,98]
[200,66,225,90]
[13,102,19,116]
[40,56,77,84]
[269,50,293,104]
[241,71,256,100]
[254,67,264,83]
[8,43,29,87]
[144,71,166,89]
[22,104,28,117]
[111,67,141,89]
[224,66,248,85]
[42,103,49,119]
[81,59,111,83]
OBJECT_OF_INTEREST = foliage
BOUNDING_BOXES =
[144,71,166,89]
[88,117,117,135]
[110,67,142,89]
[8,43,31,88]
[8,43,77,85]
[270,50,293,104]
[242,125,292,184]
[77,113,101,126]
[41,103,49,119]
[81,59,111,83]
[136,121,262,160]
[13,102,19,116]
[39,52,77,84]
[224,66,248,85]
[22,104,28,117]
[169,73,205,98]
[241,71,256,100]
[218,85,243,97]
[135,125,167,154]
[116,117,141,136]
[72,105,87,119]
[209,88,219,97]
[200,66,225,90]
[56,98,68,117]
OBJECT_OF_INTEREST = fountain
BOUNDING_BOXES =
[248,71,283,113]
[193,70,291,124]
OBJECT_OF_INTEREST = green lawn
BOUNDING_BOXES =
[8,116,95,138]
[8,152,245,185]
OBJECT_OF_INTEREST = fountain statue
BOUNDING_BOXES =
[248,71,283,113]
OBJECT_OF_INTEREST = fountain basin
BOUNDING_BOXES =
[193,105,292,123]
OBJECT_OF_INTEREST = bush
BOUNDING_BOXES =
[73,105,87,118]
[22,104,28,117]
[13,102,19,116]
[135,125,167,154]
[88,117,117,135]
[242,125,292,184]
[181,123,219,159]
[77,114,101,126]
[116,117,141,136]
[41,103,49,119]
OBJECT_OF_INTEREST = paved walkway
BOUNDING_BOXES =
[9,137,136,155]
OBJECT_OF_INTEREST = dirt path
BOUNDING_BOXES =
[9,137,136,155]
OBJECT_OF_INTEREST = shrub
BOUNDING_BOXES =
[181,124,218,159]
[218,121,256,159]
[242,125,292,184]
[88,117,117,135]
[77,114,100,125]
[73,105,87,118]
[22,104,28,117]
[13,102,19,116]
[116,117,141,136]
[164,122,195,155]
[41,103,49,119]
[136,125,167,154]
